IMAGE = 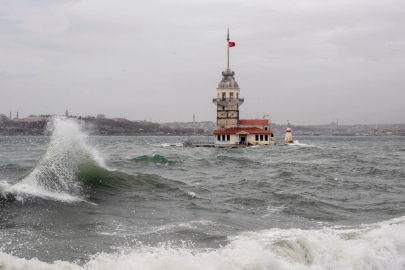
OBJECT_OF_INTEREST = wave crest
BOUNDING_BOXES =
[2,217,405,269]
[0,118,106,202]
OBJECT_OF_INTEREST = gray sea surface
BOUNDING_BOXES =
[1,119,405,269]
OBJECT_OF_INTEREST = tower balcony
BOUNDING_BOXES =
[213,98,244,107]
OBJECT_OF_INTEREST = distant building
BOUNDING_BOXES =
[25,115,48,122]
[330,118,338,126]
[97,114,106,119]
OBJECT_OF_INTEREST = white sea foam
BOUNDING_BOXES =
[2,216,405,269]
[261,205,285,218]
[286,140,314,147]
[178,188,203,199]
[0,181,82,202]
[186,191,199,198]
[157,143,183,147]
[0,117,106,202]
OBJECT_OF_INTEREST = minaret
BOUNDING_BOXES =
[212,29,243,129]
[16,111,18,119]
[284,121,293,144]
[10,111,11,119]
[193,113,195,135]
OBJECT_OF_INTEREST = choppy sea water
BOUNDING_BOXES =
[1,118,405,270]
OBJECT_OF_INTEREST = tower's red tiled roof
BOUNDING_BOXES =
[213,127,273,134]
[239,119,268,125]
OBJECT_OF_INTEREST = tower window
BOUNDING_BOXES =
[230,92,234,99]
[265,127,268,130]
[222,92,226,99]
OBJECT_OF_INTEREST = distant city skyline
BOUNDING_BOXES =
[1,110,401,126]
[1,0,404,125]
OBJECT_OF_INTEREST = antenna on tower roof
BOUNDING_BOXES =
[227,28,230,69]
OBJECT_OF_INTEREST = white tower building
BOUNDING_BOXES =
[284,121,293,144]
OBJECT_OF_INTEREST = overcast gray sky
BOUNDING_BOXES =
[1,0,404,125]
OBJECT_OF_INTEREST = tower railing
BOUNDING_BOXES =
[212,98,244,102]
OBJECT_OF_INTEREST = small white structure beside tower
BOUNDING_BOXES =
[284,121,293,144]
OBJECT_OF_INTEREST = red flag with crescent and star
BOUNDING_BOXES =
[229,42,235,47]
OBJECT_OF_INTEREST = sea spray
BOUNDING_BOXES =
[0,117,106,202]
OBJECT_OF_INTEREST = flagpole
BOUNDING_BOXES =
[227,28,230,69]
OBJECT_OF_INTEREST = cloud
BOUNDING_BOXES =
[0,0,404,124]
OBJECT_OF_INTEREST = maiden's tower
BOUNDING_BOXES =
[213,30,275,147]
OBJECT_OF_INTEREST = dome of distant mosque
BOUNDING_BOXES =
[218,69,239,89]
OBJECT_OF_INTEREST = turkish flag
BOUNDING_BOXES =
[229,42,235,47]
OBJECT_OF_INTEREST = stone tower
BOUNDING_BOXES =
[213,69,244,129]
[212,29,244,129]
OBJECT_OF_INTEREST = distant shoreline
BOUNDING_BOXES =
[1,134,404,137]
[1,116,405,136]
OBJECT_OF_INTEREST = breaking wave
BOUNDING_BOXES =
[1,216,405,269]
[0,118,106,202]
